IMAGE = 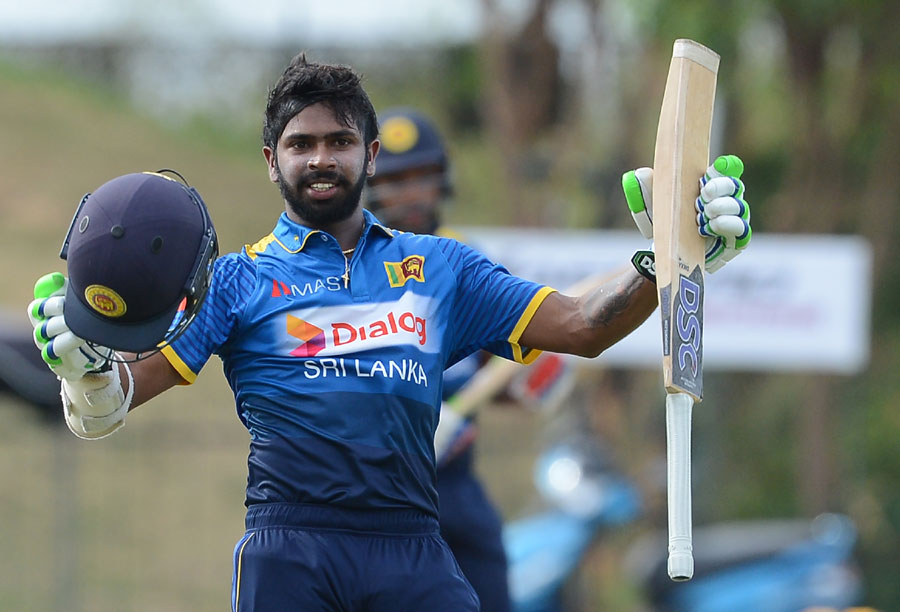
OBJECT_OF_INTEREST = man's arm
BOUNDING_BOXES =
[519,267,658,358]
[121,351,185,409]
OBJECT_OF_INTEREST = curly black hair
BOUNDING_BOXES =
[263,52,379,152]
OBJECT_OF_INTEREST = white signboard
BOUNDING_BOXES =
[460,228,872,374]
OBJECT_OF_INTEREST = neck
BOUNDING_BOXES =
[286,207,366,252]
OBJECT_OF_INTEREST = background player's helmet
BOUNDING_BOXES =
[60,171,218,355]
[367,108,453,232]
[374,107,451,183]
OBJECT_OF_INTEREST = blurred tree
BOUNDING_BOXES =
[479,0,563,224]
[710,3,900,607]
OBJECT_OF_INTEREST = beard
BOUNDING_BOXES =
[277,162,368,226]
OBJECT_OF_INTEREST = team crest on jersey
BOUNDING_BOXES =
[384,255,425,288]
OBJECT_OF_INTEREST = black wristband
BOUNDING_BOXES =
[631,250,656,283]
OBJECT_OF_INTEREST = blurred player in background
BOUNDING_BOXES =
[367,107,511,612]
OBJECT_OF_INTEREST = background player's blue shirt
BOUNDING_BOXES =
[163,209,554,519]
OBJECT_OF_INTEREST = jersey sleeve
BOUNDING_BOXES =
[439,238,556,366]
[161,253,254,383]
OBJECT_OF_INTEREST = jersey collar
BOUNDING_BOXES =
[270,209,394,254]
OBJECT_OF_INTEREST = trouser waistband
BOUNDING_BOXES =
[245,502,440,535]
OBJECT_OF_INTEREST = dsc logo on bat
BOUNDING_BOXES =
[675,273,702,378]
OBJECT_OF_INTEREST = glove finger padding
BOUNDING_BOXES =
[703,215,749,246]
[622,167,654,240]
[698,175,744,201]
[33,313,74,347]
[28,274,113,381]
[35,315,113,380]
[698,156,752,273]
[27,295,65,327]
[698,192,747,219]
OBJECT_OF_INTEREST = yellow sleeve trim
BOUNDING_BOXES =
[161,345,198,385]
[508,286,557,364]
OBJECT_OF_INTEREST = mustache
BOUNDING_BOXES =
[299,171,345,186]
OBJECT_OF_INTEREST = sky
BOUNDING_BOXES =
[0,0,601,120]
[0,0,491,46]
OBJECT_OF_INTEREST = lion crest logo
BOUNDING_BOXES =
[385,255,426,288]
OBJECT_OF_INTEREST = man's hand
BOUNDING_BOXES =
[622,154,752,273]
[28,272,114,381]
[26,272,131,439]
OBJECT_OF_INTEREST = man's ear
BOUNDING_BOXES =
[263,146,279,183]
[367,140,380,177]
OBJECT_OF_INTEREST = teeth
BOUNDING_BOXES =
[310,183,335,191]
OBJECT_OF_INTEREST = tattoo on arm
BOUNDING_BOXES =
[582,272,650,330]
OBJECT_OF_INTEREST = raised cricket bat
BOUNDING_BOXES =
[652,39,720,581]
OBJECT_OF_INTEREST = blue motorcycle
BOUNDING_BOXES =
[631,512,864,612]
[503,433,641,612]
[503,431,867,612]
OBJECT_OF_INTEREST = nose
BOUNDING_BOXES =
[307,144,337,171]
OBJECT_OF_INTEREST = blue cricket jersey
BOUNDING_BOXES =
[163,209,554,520]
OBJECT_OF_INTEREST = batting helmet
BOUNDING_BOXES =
[59,171,218,355]
[370,107,452,195]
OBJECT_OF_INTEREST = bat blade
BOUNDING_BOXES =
[654,38,718,400]
[652,38,719,582]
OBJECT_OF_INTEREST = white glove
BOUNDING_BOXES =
[28,272,114,381]
[60,366,133,439]
[433,403,476,467]
[622,154,752,273]
[27,272,131,439]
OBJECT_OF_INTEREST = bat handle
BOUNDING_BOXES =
[666,391,694,581]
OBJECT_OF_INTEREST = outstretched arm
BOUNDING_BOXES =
[520,267,657,358]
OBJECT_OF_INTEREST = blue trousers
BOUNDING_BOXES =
[232,503,479,611]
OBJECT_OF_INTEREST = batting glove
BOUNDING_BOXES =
[27,272,114,381]
[27,272,132,439]
[622,154,752,274]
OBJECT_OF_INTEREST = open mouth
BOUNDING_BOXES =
[305,180,340,200]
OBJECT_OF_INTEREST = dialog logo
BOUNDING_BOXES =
[287,315,326,357]
[385,255,425,288]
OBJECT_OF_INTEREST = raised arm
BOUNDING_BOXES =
[520,267,658,358]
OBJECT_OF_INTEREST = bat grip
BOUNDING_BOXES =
[666,391,694,580]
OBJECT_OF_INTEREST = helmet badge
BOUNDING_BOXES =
[381,116,420,154]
